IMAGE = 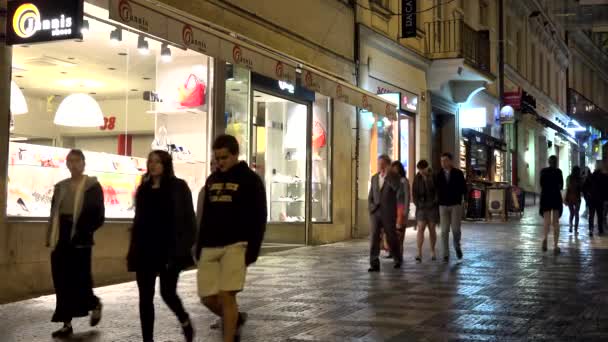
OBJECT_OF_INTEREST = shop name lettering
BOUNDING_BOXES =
[15,13,73,38]
[126,14,149,31]
[190,38,207,51]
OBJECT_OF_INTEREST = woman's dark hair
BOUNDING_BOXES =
[416,160,429,170]
[67,149,85,161]
[391,161,406,177]
[144,150,175,183]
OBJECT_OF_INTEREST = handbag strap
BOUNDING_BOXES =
[185,74,199,87]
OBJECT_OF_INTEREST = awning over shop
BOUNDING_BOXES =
[108,0,397,118]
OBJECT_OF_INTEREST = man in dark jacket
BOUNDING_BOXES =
[435,152,467,262]
[586,160,608,236]
[368,154,402,271]
[196,135,267,342]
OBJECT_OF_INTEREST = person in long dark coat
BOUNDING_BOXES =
[539,155,564,254]
[47,149,105,339]
[127,150,197,342]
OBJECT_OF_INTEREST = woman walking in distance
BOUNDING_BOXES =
[564,166,583,234]
[539,155,564,254]
[47,149,105,338]
[127,150,197,342]
[412,160,439,262]
[384,161,410,257]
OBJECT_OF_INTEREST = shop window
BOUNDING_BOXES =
[252,91,308,223]
[8,5,212,218]
[357,110,398,202]
[312,95,332,223]
[225,64,251,162]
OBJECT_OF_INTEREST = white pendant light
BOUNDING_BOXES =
[10,81,28,115]
[54,93,104,127]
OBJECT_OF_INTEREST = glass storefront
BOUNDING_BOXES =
[8,3,213,218]
[357,110,398,203]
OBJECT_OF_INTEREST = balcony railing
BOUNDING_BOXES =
[425,19,491,74]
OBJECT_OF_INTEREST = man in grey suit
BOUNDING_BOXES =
[368,154,403,272]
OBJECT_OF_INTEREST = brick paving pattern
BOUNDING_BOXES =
[1,209,607,341]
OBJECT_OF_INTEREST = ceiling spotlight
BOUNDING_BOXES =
[137,36,149,55]
[81,20,90,35]
[110,28,122,45]
[161,43,172,62]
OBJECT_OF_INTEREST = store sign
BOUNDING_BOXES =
[499,105,515,124]
[220,42,262,69]
[301,70,397,118]
[260,60,296,84]
[460,108,487,128]
[402,94,418,112]
[378,93,400,107]
[401,0,417,38]
[168,21,220,57]
[278,81,295,94]
[109,0,168,38]
[504,88,522,109]
[376,85,418,113]
[6,0,84,45]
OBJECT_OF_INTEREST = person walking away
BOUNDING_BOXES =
[127,150,197,342]
[539,155,564,254]
[368,155,403,271]
[412,160,439,262]
[581,166,592,218]
[46,149,105,338]
[195,135,267,342]
[564,166,583,234]
[586,160,608,236]
[383,161,410,257]
[435,153,467,262]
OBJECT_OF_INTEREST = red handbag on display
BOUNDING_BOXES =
[178,74,206,108]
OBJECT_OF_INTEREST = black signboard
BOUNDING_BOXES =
[401,0,416,38]
[6,0,84,45]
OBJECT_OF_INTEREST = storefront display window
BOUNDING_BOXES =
[225,64,251,162]
[7,4,212,218]
[253,91,307,222]
[470,143,489,180]
[357,110,398,206]
[312,95,332,222]
[399,118,409,172]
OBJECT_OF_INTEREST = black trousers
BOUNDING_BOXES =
[136,267,190,341]
[589,202,605,233]
[51,245,99,322]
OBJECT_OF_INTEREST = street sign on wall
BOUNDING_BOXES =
[401,0,417,38]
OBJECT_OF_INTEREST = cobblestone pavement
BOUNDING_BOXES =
[1,209,608,342]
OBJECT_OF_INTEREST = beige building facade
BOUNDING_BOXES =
[0,0,399,302]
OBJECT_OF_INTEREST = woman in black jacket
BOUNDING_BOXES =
[127,150,197,342]
[47,149,105,338]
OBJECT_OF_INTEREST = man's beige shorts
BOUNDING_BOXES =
[197,242,247,298]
